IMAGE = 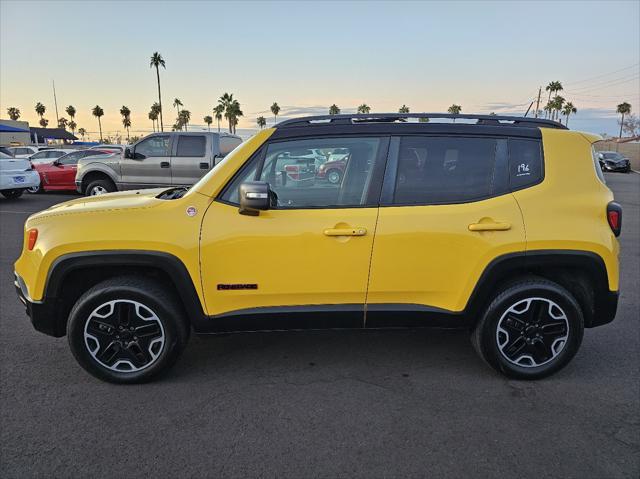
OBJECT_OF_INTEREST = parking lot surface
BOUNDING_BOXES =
[1,174,638,478]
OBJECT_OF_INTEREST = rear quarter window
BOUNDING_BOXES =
[508,138,543,190]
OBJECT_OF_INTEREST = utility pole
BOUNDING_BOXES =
[52,80,60,126]
[534,87,541,118]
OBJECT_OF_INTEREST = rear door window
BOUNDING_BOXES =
[508,138,543,189]
[176,135,206,157]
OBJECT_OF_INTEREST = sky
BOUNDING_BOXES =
[1,0,639,140]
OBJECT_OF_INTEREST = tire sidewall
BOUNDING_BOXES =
[86,180,114,196]
[327,170,341,184]
[68,284,182,383]
[479,283,584,379]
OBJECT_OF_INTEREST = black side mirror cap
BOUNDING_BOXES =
[124,147,132,159]
[239,181,271,216]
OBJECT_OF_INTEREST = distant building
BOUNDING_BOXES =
[30,127,77,145]
[0,120,31,146]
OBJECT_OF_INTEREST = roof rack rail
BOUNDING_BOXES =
[276,113,568,130]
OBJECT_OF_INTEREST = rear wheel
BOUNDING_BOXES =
[86,178,116,196]
[326,169,342,184]
[471,278,584,379]
[67,276,190,383]
[27,185,41,194]
[1,189,24,199]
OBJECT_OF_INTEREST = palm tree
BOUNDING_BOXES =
[203,115,213,131]
[35,102,46,121]
[256,116,266,129]
[561,102,577,126]
[544,81,563,118]
[271,102,280,124]
[39,118,49,127]
[213,104,224,132]
[150,52,165,131]
[218,93,243,133]
[92,105,104,141]
[329,104,340,115]
[122,117,132,140]
[7,107,21,120]
[69,120,77,135]
[179,109,191,131]
[551,95,565,121]
[357,104,370,114]
[148,110,157,132]
[448,104,462,122]
[173,98,183,128]
[78,127,86,140]
[398,105,410,114]
[616,102,632,138]
[65,105,76,126]
[58,117,68,129]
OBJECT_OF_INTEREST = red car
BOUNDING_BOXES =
[316,157,347,184]
[29,150,110,193]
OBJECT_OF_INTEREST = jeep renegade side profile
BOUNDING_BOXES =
[14,114,621,383]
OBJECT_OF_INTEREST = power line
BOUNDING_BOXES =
[563,63,640,86]
[567,73,640,92]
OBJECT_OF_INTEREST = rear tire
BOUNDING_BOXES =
[471,277,584,380]
[67,276,190,384]
[1,189,24,199]
[326,169,342,184]
[86,178,116,196]
[27,185,41,194]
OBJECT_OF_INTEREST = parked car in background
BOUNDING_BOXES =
[29,149,76,164]
[75,131,242,195]
[6,146,39,158]
[29,149,113,193]
[597,151,631,173]
[316,156,347,184]
[0,151,40,198]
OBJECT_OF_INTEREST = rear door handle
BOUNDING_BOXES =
[160,161,170,168]
[324,227,367,236]
[468,222,511,231]
[199,162,210,169]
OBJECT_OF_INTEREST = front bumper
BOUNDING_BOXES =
[75,180,82,193]
[14,273,64,337]
[604,162,631,172]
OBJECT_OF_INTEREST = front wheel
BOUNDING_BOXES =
[67,276,190,383]
[471,278,584,379]
[1,189,24,199]
[27,185,41,194]
[326,169,342,184]
[86,178,116,196]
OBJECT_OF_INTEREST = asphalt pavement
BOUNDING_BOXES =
[1,174,638,478]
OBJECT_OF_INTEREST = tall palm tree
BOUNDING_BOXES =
[203,115,213,131]
[448,104,462,122]
[218,93,243,133]
[544,81,563,118]
[329,104,340,115]
[616,102,631,138]
[122,117,132,140]
[551,95,565,121]
[256,116,266,129]
[7,107,21,120]
[398,105,410,113]
[39,118,49,127]
[213,104,224,132]
[35,102,46,121]
[58,117,68,129]
[357,104,370,114]
[561,102,577,126]
[119,106,132,140]
[69,120,77,135]
[173,98,183,128]
[92,105,104,141]
[179,109,191,131]
[149,52,165,131]
[78,127,86,140]
[65,105,76,126]
[271,102,280,124]
[148,110,158,132]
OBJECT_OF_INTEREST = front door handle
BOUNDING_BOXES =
[160,161,170,168]
[468,222,511,231]
[323,227,367,236]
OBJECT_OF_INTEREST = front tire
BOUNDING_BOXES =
[86,178,116,196]
[326,169,342,184]
[67,276,190,383]
[471,278,584,379]
[27,185,41,194]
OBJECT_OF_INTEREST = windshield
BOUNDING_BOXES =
[603,152,623,160]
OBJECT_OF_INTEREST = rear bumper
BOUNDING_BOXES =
[14,273,64,337]
[0,170,40,190]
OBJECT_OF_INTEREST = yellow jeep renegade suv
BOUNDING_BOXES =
[14,114,622,383]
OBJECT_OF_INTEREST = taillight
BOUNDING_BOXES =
[607,201,622,237]
[27,228,38,250]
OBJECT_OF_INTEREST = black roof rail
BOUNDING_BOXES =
[276,113,568,130]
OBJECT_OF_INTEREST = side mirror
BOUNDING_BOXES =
[124,147,132,159]
[52,160,61,166]
[239,181,271,216]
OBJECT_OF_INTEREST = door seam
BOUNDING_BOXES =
[363,207,380,328]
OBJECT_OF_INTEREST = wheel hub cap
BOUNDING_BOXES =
[83,300,165,372]
[496,297,569,368]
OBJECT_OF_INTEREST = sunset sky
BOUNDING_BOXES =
[1,0,638,139]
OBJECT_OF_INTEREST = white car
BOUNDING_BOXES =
[29,149,77,164]
[0,151,40,198]
[6,146,40,158]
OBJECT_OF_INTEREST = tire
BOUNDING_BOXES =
[471,277,584,380]
[85,178,116,196]
[67,276,190,383]
[1,189,24,199]
[326,169,342,184]
[27,185,41,194]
